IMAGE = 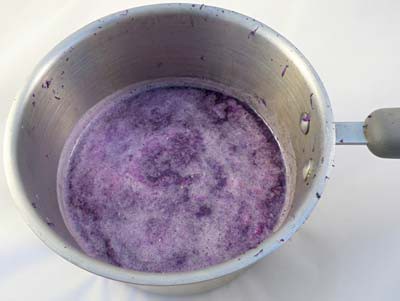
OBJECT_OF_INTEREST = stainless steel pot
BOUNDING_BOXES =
[4,3,400,295]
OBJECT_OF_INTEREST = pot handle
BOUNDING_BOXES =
[335,108,400,158]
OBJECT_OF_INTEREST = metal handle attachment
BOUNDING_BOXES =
[336,108,400,159]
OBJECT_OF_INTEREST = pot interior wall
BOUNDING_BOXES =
[15,6,331,250]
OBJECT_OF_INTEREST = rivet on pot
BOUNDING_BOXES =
[300,112,311,134]
[303,159,313,181]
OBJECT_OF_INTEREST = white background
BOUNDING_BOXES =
[1,0,400,300]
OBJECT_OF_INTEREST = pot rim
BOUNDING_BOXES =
[3,3,335,286]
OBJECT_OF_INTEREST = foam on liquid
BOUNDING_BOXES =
[58,86,286,272]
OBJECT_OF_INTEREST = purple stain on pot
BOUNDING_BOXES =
[42,79,52,89]
[46,217,55,227]
[248,26,259,38]
[310,93,314,110]
[260,98,267,107]
[254,249,263,257]
[302,113,311,122]
[120,9,128,16]
[281,65,289,77]
[58,87,287,272]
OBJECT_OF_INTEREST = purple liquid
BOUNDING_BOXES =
[58,87,286,272]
